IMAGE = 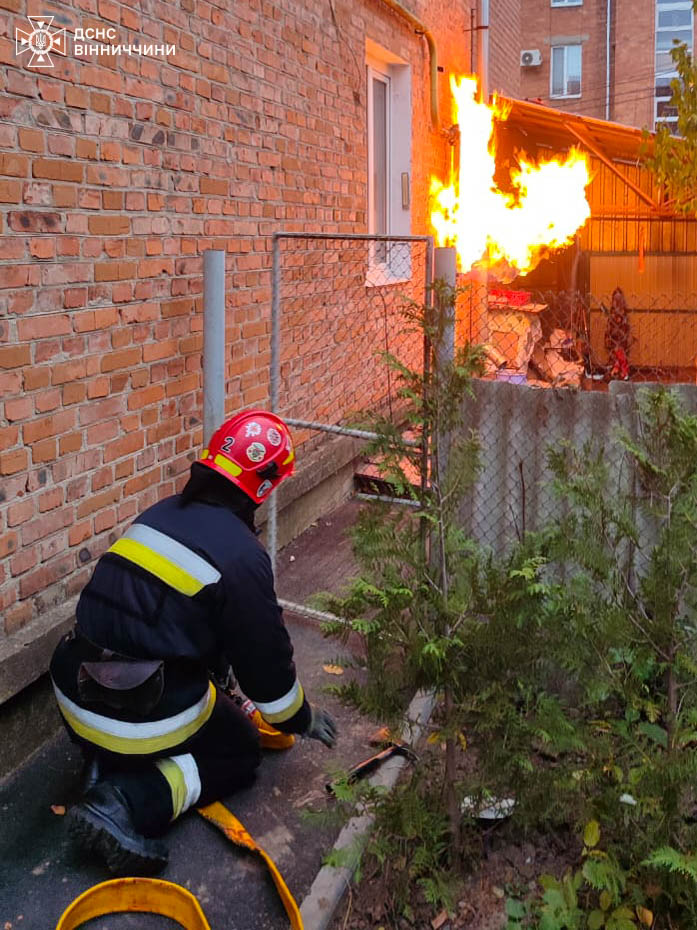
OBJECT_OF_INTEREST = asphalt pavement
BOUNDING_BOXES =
[0,499,372,930]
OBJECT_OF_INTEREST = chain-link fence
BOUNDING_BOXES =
[268,232,432,572]
[271,233,432,446]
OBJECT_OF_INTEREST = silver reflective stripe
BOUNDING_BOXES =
[254,678,302,716]
[125,524,221,586]
[169,753,202,811]
[52,682,212,740]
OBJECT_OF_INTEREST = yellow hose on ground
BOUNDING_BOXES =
[197,802,303,930]
[55,877,211,929]
[55,804,303,929]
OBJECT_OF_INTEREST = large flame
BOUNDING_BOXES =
[430,76,591,276]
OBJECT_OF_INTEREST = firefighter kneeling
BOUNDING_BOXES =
[50,410,337,875]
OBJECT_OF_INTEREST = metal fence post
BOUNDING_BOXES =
[269,235,281,573]
[203,249,226,446]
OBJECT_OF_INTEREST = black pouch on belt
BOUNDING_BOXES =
[77,659,165,716]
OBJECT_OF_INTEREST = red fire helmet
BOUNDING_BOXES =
[199,410,295,504]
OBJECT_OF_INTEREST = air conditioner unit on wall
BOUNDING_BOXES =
[520,49,542,67]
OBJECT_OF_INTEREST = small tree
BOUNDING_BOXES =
[645,2,697,214]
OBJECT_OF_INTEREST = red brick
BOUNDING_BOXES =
[94,262,135,282]
[23,367,49,390]
[38,488,63,513]
[8,211,61,233]
[127,385,165,410]
[30,438,57,463]
[10,548,37,578]
[88,215,130,235]
[0,426,19,451]
[0,448,27,475]
[103,190,124,210]
[65,86,90,108]
[94,508,117,534]
[101,347,142,373]
[76,486,120,519]
[0,154,29,177]
[69,521,92,547]
[17,314,71,340]
[0,180,21,203]
[18,128,44,153]
[20,557,73,599]
[59,432,83,455]
[30,238,56,259]
[4,602,33,636]
[4,397,32,421]
[32,159,83,183]
[64,288,87,309]
[23,409,75,443]
[0,532,18,559]
[63,382,86,405]
[7,498,34,527]
[103,431,144,464]
[35,389,61,413]
[51,359,87,385]
[0,265,39,289]
[76,139,98,159]
[0,345,30,368]
[200,178,229,195]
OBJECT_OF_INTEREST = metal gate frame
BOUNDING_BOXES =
[268,232,434,621]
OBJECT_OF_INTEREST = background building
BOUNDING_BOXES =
[488,0,695,131]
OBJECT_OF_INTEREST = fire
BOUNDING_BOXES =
[430,76,591,276]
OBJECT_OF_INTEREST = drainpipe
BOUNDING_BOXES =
[605,0,612,120]
[379,0,439,130]
[477,0,489,101]
[203,249,225,446]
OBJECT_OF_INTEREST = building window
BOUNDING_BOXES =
[550,45,582,97]
[367,67,390,264]
[654,0,693,131]
[366,40,412,284]
[551,0,582,6]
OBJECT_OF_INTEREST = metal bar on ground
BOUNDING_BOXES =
[356,493,421,508]
[278,598,351,627]
[202,250,226,447]
[284,418,421,447]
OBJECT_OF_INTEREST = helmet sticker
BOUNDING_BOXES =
[221,436,235,453]
[256,479,273,497]
[245,421,262,438]
[246,441,266,463]
[267,427,282,447]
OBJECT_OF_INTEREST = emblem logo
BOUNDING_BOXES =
[246,442,266,463]
[15,16,67,68]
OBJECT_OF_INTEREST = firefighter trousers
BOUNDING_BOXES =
[50,637,262,837]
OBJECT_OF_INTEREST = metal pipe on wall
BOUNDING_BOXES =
[605,0,612,121]
[477,0,489,101]
[203,249,225,446]
[378,0,440,130]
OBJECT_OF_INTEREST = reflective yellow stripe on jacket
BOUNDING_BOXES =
[52,681,216,755]
[108,524,221,596]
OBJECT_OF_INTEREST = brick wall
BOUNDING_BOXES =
[489,0,521,98]
[0,0,472,676]
[513,0,661,130]
[613,0,655,128]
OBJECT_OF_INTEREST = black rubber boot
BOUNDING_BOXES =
[68,781,169,875]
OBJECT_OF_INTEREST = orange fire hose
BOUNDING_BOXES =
[55,806,304,930]
[55,715,302,929]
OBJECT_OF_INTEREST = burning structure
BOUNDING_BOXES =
[429,75,697,388]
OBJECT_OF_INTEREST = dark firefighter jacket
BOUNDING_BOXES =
[50,494,311,749]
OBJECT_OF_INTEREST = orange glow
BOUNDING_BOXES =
[430,76,591,277]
